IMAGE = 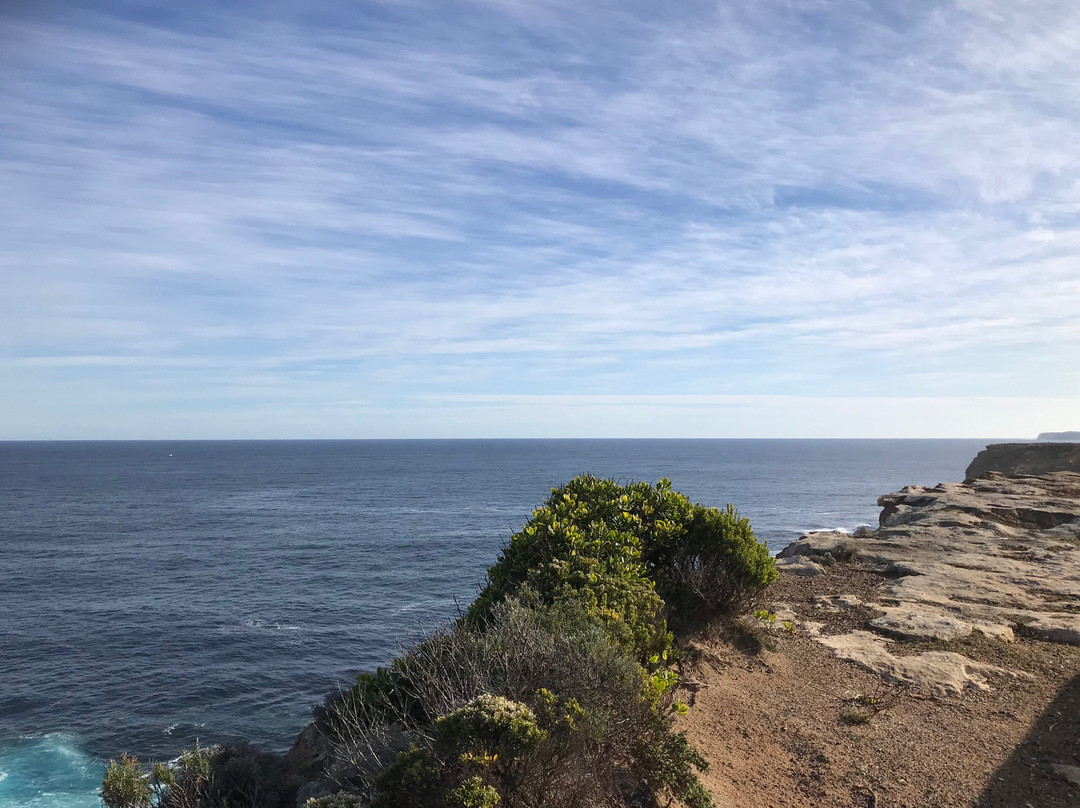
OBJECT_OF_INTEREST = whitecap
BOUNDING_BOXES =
[240,617,303,632]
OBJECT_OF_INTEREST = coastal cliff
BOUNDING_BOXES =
[279,455,1080,808]
[678,464,1080,807]
[965,441,1080,480]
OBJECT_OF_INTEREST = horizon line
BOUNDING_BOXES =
[0,436,1029,443]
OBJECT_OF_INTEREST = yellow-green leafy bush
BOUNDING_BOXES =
[435,695,545,759]
[470,475,775,638]
[101,754,152,808]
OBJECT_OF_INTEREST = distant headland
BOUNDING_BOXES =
[1037,431,1080,441]
[966,440,1080,480]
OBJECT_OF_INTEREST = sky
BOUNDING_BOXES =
[1,0,1078,439]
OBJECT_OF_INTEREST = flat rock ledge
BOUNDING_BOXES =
[817,630,1033,697]
[775,471,1080,695]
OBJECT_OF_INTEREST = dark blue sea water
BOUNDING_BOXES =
[0,439,992,806]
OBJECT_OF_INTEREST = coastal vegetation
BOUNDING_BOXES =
[101,475,775,808]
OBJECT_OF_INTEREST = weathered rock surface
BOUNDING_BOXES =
[287,721,332,780]
[869,604,1014,643]
[776,470,1080,695]
[817,630,1032,697]
[773,556,825,576]
[1051,764,1080,787]
[965,442,1080,481]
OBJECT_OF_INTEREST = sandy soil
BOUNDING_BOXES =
[675,563,1080,808]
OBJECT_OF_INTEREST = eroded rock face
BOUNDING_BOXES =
[287,721,332,780]
[965,442,1080,481]
[775,470,1080,695]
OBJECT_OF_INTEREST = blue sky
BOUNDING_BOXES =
[1,0,1078,438]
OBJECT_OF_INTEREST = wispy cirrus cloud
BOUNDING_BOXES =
[1,0,1078,437]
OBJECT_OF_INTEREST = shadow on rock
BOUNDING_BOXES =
[977,671,1080,807]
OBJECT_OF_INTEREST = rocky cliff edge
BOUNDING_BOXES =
[965,442,1080,481]
[776,471,1080,694]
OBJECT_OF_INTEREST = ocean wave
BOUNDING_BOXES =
[163,721,205,736]
[240,617,301,632]
[801,522,874,535]
[0,735,103,808]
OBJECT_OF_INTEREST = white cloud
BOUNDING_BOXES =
[1,0,1079,437]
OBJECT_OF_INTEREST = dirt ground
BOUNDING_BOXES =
[675,563,1080,808]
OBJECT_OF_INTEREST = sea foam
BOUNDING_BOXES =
[0,736,103,808]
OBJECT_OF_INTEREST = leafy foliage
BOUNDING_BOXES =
[435,695,546,760]
[369,695,543,807]
[327,600,712,808]
[101,742,297,808]
[195,742,299,808]
[469,475,776,647]
[649,502,778,620]
[467,476,674,662]
[446,776,501,808]
[101,754,153,808]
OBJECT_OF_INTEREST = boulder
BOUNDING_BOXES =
[775,556,825,576]
[777,531,859,563]
[287,721,332,779]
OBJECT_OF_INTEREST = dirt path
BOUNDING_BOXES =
[676,563,1080,808]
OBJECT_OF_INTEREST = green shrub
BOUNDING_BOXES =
[101,754,152,808]
[469,476,775,647]
[647,503,778,620]
[435,695,545,759]
[102,742,297,808]
[446,776,500,808]
[368,746,444,808]
[368,695,543,807]
[329,600,711,808]
[194,742,299,808]
[468,476,673,661]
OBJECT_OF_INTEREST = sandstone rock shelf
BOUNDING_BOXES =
[777,471,1080,693]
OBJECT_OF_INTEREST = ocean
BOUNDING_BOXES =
[0,438,992,807]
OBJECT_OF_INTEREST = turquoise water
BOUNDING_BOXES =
[0,438,992,806]
[0,737,102,808]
